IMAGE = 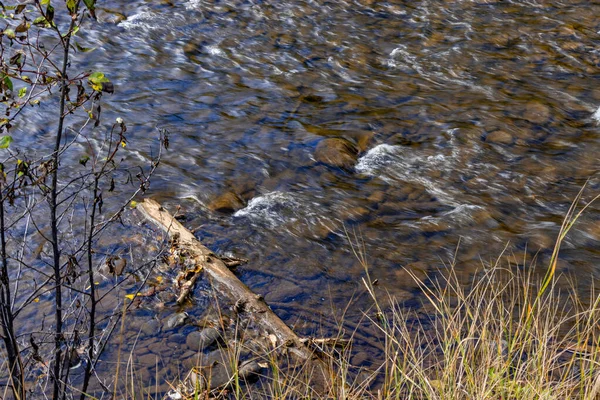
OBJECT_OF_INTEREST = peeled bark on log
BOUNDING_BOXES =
[138,199,330,389]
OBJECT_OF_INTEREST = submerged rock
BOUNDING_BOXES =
[186,328,221,352]
[97,7,126,24]
[485,130,514,145]
[314,138,359,170]
[356,131,376,152]
[523,101,551,124]
[238,360,261,380]
[165,312,189,329]
[208,191,246,213]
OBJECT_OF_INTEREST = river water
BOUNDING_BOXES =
[13,0,600,395]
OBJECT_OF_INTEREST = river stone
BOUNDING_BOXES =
[314,138,359,170]
[367,190,386,204]
[137,352,158,366]
[523,101,551,124]
[208,191,246,213]
[186,349,235,390]
[485,130,514,145]
[356,131,376,152]
[190,362,232,390]
[238,360,261,380]
[97,8,126,24]
[141,319,161,336]
[186,328,221,352]
[165,312,188,329]
[183,39,208,57]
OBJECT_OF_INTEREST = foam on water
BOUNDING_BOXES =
[233,191,306,228]
[186,0,203,10]
[120,11,160,31]
[355,144,399,174]
[356,143,463,208]
[592,105,600,124]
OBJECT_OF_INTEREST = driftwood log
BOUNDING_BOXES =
[138,199,330,390]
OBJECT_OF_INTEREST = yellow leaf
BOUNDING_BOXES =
[130,200,138,209]
[33,297,40,303]
[125,293,138,300]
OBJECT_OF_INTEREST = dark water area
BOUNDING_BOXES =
[10,0,600,395]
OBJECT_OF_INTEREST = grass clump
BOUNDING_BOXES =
[359,187,600,399]
[364,257,600,400]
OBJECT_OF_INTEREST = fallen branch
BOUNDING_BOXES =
[138,199,330,390]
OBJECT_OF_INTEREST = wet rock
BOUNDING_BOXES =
[485,130,514,145]
[186,328,221,352]
[190,362,232,390]
[141,319,161,336]
[97,8,126,24]
[238,360,261,380]
[351,351,370,366]
[523,102,551,124]
[418,219,452,233]
[392,262,428,289]
[314,138,359,170]
[513,127,545,144]
[183,39,209,57]
[208,191,246,213]
[273,33,296,49]
[367,190,386,204]
[356,131,376,152]
[165,312,188,330]
[227,176,257,201]
[264,279,303,302]
[137,353,158,366]
[186,349,236,390]
[488,32,520,48]
[339,206,371,222]
[290,219,336,240]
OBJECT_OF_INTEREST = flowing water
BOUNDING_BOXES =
[13,0,600,394]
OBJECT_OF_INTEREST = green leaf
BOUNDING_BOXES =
[3,76,13,91]
[15,20,30,33]
[0,136,13,149]
[88,71,110,92]
[3,28,15,39]
[79,155,90,166]
[75,41,95,53]
[82,0,96,20]
[41,0,50,5]
[32,16,51,28]
[18,87,26,98]
[45,5,54,23]
[66,0,77,13]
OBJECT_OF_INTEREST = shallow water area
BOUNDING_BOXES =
[10,0,600,394]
